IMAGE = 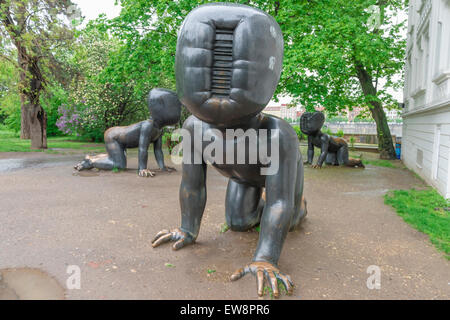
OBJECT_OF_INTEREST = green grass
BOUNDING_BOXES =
[207,269,216,275]
[364,159,399,168]
[263,279,288,299]
[220,223,230,233]
[0,129,105,153]
[385,188,450,260]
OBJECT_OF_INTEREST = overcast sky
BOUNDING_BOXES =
[72,0,121,22]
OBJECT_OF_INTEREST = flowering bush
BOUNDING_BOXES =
[53,28,148,142]
[56,104,81,136]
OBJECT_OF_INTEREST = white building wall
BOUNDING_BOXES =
[403,0,450,198]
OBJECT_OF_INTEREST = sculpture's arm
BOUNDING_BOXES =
[253,143,298,266]
[153,136,165,170]
[152,159,207,249]
[231,138,299,298]
[179,161,208,240]
[138,121,153,173]
[316,135,330,167]
[307,135,314,164]
[152,117,206,249]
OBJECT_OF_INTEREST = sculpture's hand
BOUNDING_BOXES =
[231,261,294,298]
[160,166,177,172]
[152,228,195,250]
[139,169,156,177]
[312,164,322,169]
[74,159,92,171]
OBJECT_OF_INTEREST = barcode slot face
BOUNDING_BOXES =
[212,28,234,98]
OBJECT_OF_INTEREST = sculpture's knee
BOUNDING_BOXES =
[227,215,259,232]
[226,203,263,232]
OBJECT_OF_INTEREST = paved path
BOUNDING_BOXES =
[0,152,448,299]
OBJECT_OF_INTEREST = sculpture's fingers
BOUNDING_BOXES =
[285,274,294,287]
[152,233,173,247]
[230,266,249,282]
[275,272,293,295]
[152,230,170,243]
[267,271,279,299]
[172,239,187,251]
[257,269,264,297]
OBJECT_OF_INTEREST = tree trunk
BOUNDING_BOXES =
[20,93,31,139]
[29,103,47,149]
[368,100,396,159]
[354,61,396,159]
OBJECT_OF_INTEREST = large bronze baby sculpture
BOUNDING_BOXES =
[152,3,307,298]
[301,112,364,168]
[75,88,181,177]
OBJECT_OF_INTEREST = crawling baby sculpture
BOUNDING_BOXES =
[301,112,364,168]
[75,88,181,177]
[152,3,307,298]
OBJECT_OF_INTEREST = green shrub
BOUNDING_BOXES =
[349,136,356,149]
[292,125,306,141]
[41,83,70,136]
[162,128,182,154]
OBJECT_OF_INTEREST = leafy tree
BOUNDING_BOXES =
[0,0,75,149]
[107,0,406,159]
[272,0,407,159]
[55,25,149,141]
[0,56,20,127]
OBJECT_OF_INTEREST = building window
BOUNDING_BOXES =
[416,148,423,169]
[423,28,430,89]
[415,36,423,91]
[406,52,412,97]
[434,22,442,75]
[432,125,441,180]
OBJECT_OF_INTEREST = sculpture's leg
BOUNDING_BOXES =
[337,144,349,166]
[225,179,264,232]
[289,159,307,231]
[88,140,126,170]
[325,152,337,165]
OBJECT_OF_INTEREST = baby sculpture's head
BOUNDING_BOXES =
[175,3,284,127]
[147,88,182,127]
[300,112,325,136]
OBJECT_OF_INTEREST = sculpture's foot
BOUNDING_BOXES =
[231,261,294,299]
[347,158,365,168]
[152,228,195,250]
[139,169,156,177]
[74,158,93,171]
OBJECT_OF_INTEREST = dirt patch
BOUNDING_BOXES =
[0,268,65,300]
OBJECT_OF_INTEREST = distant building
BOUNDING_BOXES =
[402,0,450,198]
[263,96,303,121]
[385,109,402,121]
[333,107,401,122]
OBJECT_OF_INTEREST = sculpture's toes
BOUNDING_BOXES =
[74,163,83,171]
